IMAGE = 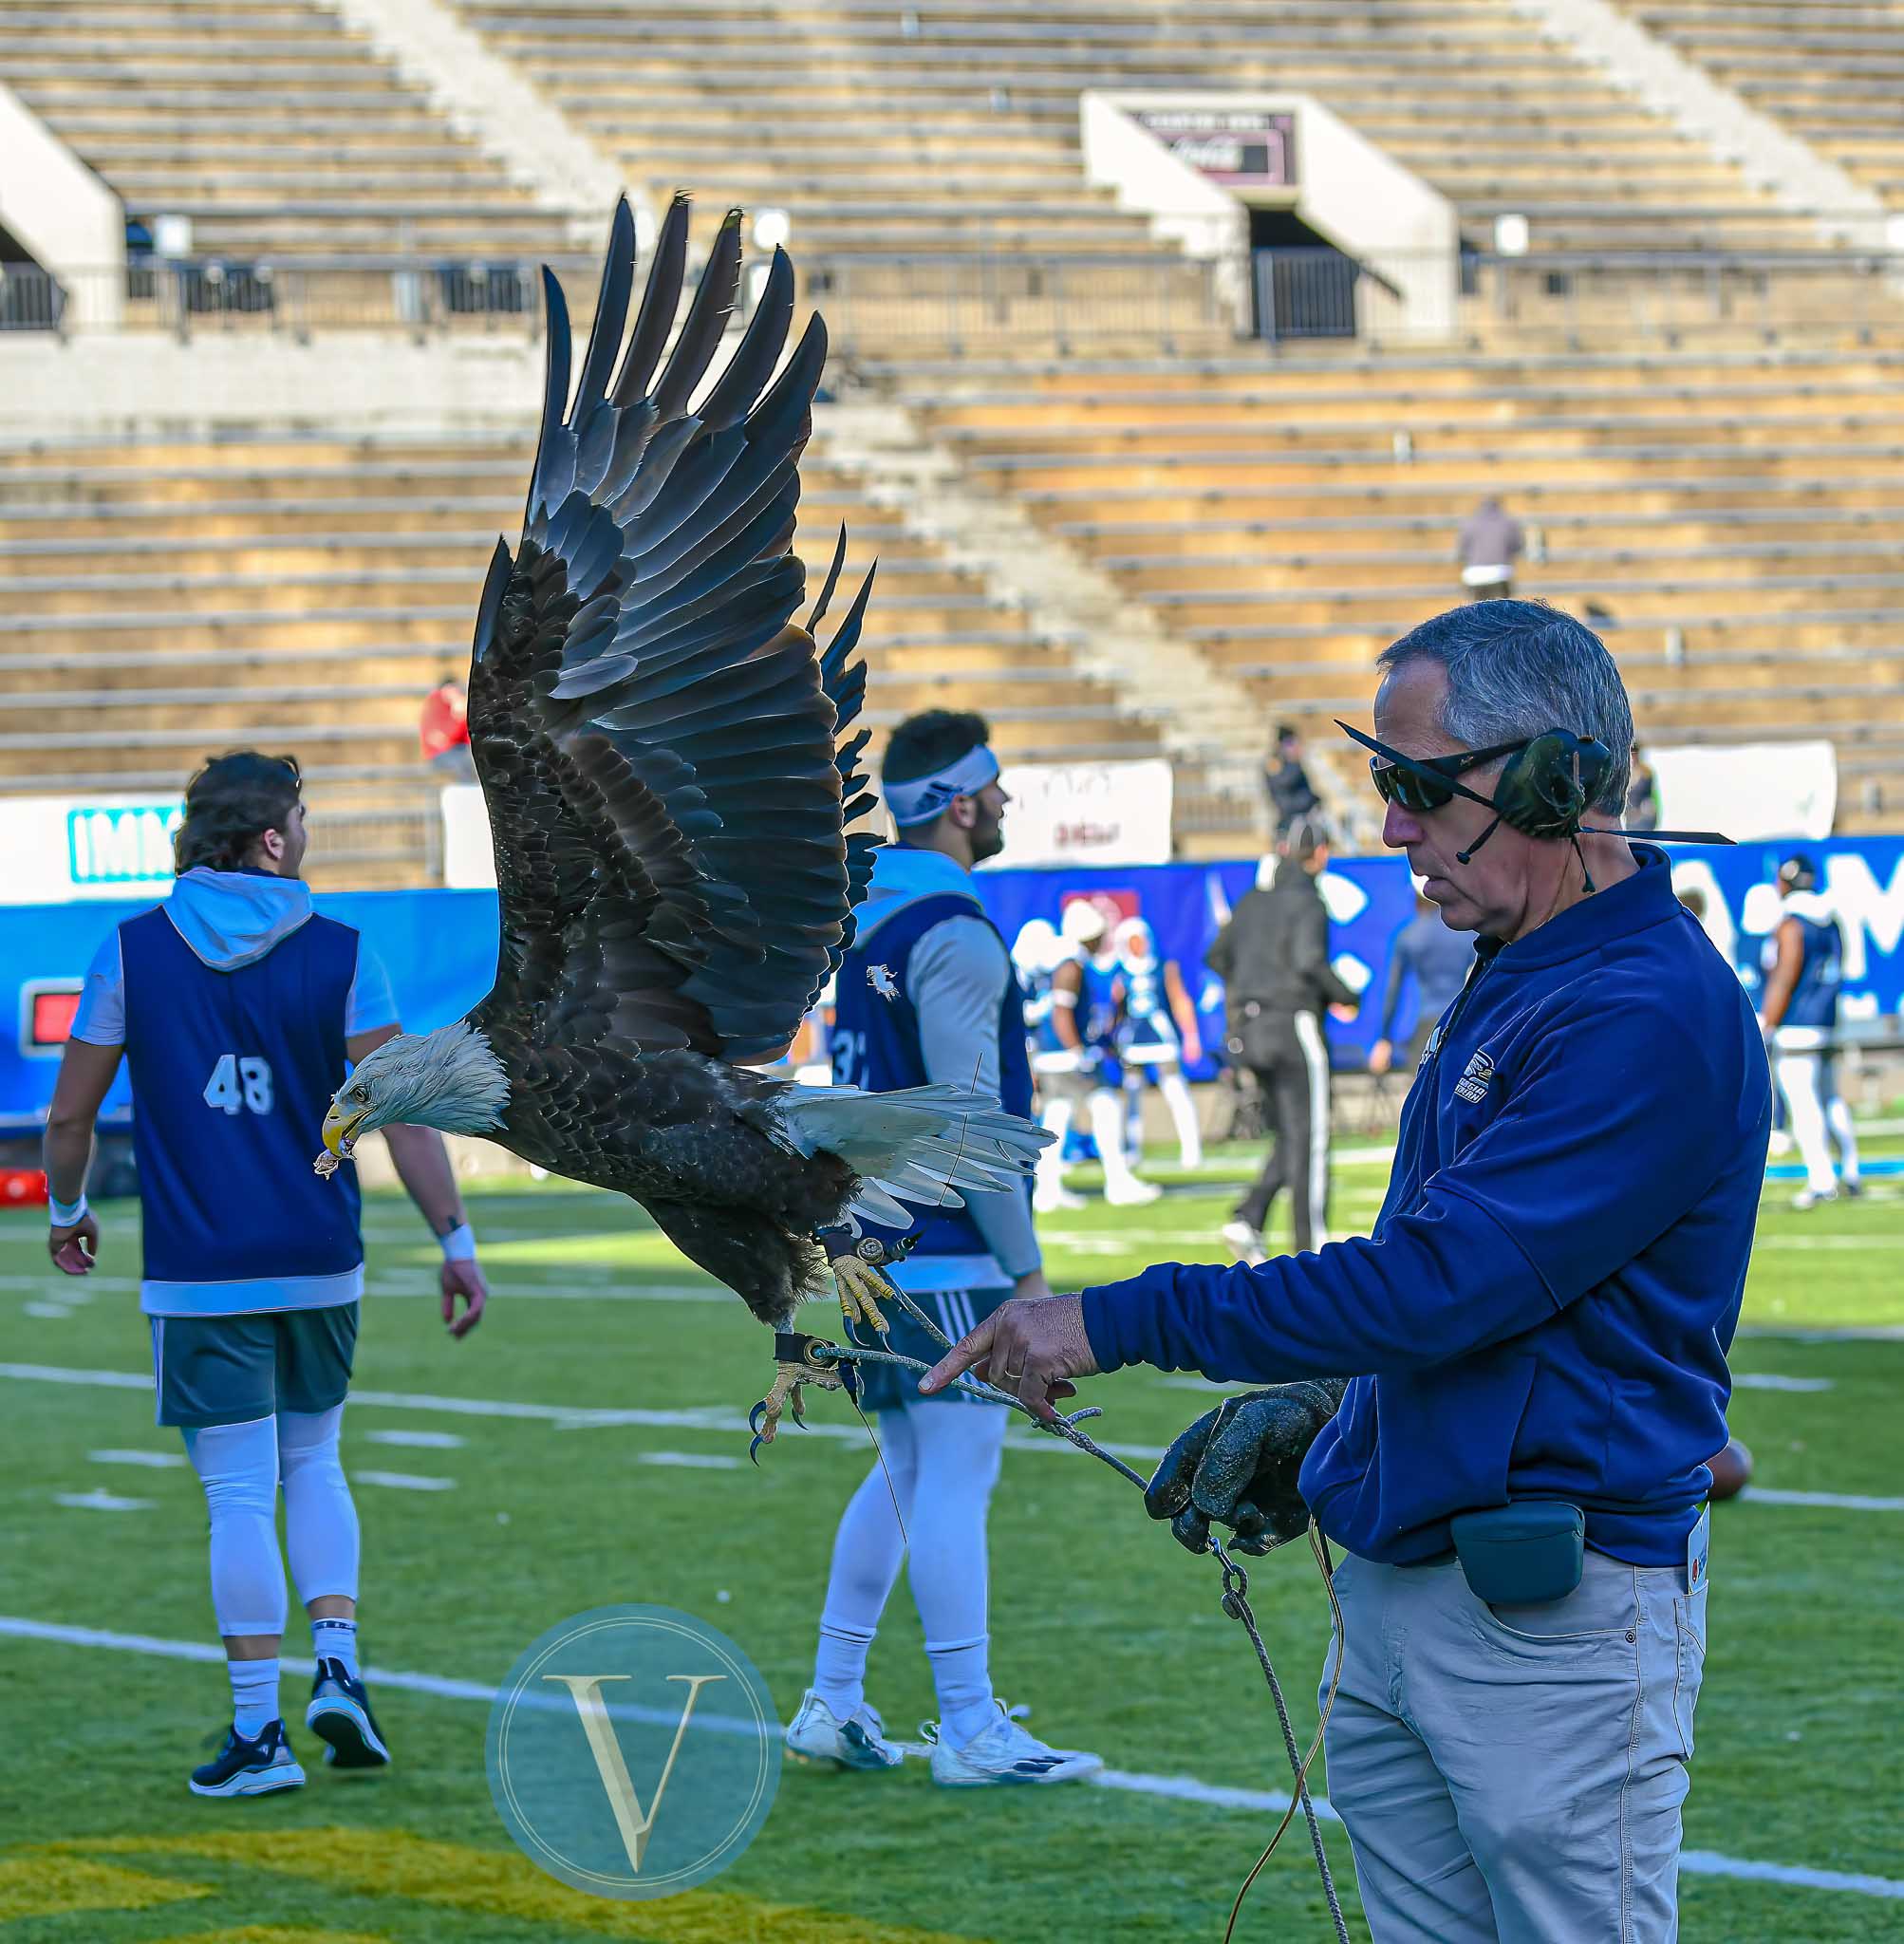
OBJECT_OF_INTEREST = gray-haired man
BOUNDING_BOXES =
[924,603,1767,1941]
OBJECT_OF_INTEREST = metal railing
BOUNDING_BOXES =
[9,242,1904,352]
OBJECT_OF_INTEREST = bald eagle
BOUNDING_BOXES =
[316,196,1046,1435]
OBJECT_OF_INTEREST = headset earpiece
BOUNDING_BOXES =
[1489,731,1613,841]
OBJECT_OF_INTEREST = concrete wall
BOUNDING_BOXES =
[0,83,123,328]
[1081,90,1457,337]
[0,331,547,438]
[325,0,628,250]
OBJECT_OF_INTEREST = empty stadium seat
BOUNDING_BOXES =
[0,431,1170,885]
[0,0,574,262]
[876,341,1904,837]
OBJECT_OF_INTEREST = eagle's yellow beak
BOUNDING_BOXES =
[321,1101,369,1158]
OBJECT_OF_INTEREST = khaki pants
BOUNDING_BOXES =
[1321,1547,1707,1941]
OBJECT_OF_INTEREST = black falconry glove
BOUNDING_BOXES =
[1144,1379,1349,1556]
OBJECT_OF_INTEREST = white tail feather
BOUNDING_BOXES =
[774,1082,1053,1225]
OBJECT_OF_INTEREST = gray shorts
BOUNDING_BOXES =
[150,1303,360,1429]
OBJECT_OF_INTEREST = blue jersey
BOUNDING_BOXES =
[832,891,1034,1271]
[1078,954,1123,1050]
[116,904,366,1315]
[1119,954,1181,1055]
[1775,897,1843,1033]
[1020,963,1058,1050]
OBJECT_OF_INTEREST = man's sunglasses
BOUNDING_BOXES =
[1365,737,1528,814]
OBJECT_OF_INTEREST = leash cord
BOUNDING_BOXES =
[811,1290,1353,1941]
[1214,1525,1350,1944]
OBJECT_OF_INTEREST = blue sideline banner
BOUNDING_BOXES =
[3,839,1900,1135]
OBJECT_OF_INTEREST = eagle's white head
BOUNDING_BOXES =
[318,1020,510,1167]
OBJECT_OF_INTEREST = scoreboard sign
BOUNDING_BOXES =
[1133,108,1297,189]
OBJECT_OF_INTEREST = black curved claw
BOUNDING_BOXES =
[747,1398,771,1467]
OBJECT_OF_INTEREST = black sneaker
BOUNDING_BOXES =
[189,1718,306,1797]
[306,1657,391,1768]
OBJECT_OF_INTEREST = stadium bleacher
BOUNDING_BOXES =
[0,0,1897,865]
[0,432,1167,885]
[885,342,1904,832]
[452,0,1824,257]
[1616,1,1904,212]
[0,0,573,261]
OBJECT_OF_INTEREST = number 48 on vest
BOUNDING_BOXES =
[202,1054,274,1115]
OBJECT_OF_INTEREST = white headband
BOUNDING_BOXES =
[885,744,1000,827]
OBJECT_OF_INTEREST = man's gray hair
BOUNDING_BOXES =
[1376,600,1633,813]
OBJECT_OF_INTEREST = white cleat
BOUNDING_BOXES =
[1791,1188,1838,1211]
[1033,1185,1087,1213]
[1222,1220,1269,1266]
[923,1705,1102,1787]
[784,1690,904,1771]
[1104,1177,1161,1207]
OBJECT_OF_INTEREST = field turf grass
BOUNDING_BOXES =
[2,1134,1901,1943]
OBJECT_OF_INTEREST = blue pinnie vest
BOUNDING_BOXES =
[832,889,1034,1265]
[1782,908,1842,1032]
[121,905,364,1307]
[1119,954,1180,1051]
[1077,953,1122,1052]
[1030,954,1076,1058]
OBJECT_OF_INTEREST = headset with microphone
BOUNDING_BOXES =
[1336,720,1734,892]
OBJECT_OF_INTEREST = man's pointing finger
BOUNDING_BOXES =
[920,1315,997,1395]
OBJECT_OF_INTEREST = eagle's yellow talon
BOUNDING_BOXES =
[834,1254,891,1336]
[750,1357,845,1461]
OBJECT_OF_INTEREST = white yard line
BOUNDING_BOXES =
[52,1490,152,1512]
[0,1613,1896,1901]
[366,1278,727,1303]
[1752,1237,1904,1250]
[0,1275,136,1291]
[1738,1325,1904,1342]
[350,1470,457,1492]
[2,1362,1881,1499]
[87,1448,185,1468]
[638,1450,744,1471]
[362,1429,466,1449]
[1741,1487,1904,1512]
[1732,1374,1837,1393]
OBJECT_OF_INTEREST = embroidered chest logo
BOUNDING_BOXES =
[868,964,900,1001]
[1453,1049,1496,1105]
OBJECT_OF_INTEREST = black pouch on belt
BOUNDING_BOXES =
[1449,1502,1585,1606]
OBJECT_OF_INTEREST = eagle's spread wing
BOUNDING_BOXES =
[467,195,879,1062]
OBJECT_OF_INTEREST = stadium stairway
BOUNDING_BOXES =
[0,431,1173,888]
[868,340,1904,838]
[1612,0,1904,215]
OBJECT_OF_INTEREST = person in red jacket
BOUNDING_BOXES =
[419,674,475,782]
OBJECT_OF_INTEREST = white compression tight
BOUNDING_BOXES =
[813,1398,1008,1745]
[1089,1087,1148,1194]
[1776,1052,1862,1197]
[1035,1094,1073,1202]
[278,1404,361,1607]
[183,1405,360,1638]
[1132,1063,1204,1168]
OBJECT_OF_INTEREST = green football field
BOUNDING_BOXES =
[2,1135,1901,1944]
